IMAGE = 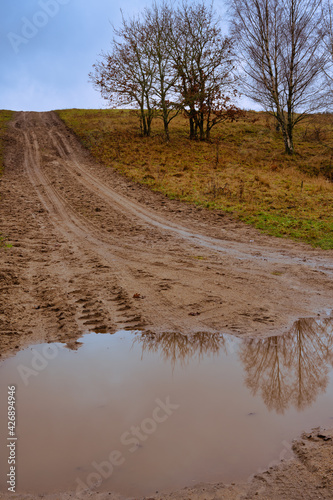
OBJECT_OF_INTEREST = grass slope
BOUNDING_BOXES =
[0,110,14,248]
[0,110,13,176]
[56,109,333,249]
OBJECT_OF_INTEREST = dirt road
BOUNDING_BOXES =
[0,112,333,499]
[1,111,333,357]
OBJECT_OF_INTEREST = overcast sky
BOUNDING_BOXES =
[1,0,239,112]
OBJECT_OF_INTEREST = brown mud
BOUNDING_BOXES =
[0,112,332,499]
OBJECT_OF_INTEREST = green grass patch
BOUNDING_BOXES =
[0,235,12,249]
[239,212,333,249]
[56,108,333,249]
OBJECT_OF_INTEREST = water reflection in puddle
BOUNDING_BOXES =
[0,317,332,496]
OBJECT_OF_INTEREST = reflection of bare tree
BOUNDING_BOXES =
[239,318,333,414]
[133,331,228,368]
[133,317,333,413]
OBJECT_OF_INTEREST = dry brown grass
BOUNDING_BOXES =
[0,110,13,176]
[0,109,14,248]
[56,108,333,249]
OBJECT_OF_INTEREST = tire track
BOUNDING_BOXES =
[18,116,147,339]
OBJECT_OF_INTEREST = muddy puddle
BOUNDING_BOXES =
[1,316,333,497]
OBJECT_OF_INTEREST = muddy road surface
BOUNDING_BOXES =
[1,112,333,499]
[1,111,333,357]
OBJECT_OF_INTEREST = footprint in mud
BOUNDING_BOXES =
[135,269,154,278]
[159,283,171,290]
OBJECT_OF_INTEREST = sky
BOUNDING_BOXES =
[1,0,244,112]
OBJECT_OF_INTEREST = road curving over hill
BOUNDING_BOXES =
[0,111,333,500]
[1,111,333,356]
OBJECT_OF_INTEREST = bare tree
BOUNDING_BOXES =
[89,14,155,136]
[143,2,180,141]
[229,0,327,154]
[170,1,240,140]
[90,1,240,140]
[320,0,333,107]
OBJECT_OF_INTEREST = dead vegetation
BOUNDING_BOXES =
[57,109,333,248]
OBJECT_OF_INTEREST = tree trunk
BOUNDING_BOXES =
[189,116,196,139]
[277,113,294,155]
[198,119,205,140]
[282,129,294,154]
[147,113,153,137]
[140,111,148,136]
[162,103,170,141]
[163,118,170,141]
[160,93,170,141]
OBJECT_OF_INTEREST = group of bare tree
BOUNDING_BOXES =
[90,0,333,153]
[90,1,241,141]
[133,317,333,413]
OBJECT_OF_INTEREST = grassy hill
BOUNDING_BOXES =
[57,109,333,249]
[0,110,13,177]
[0,110,14,248]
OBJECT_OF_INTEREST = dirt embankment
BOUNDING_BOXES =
[0,112,332,499]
